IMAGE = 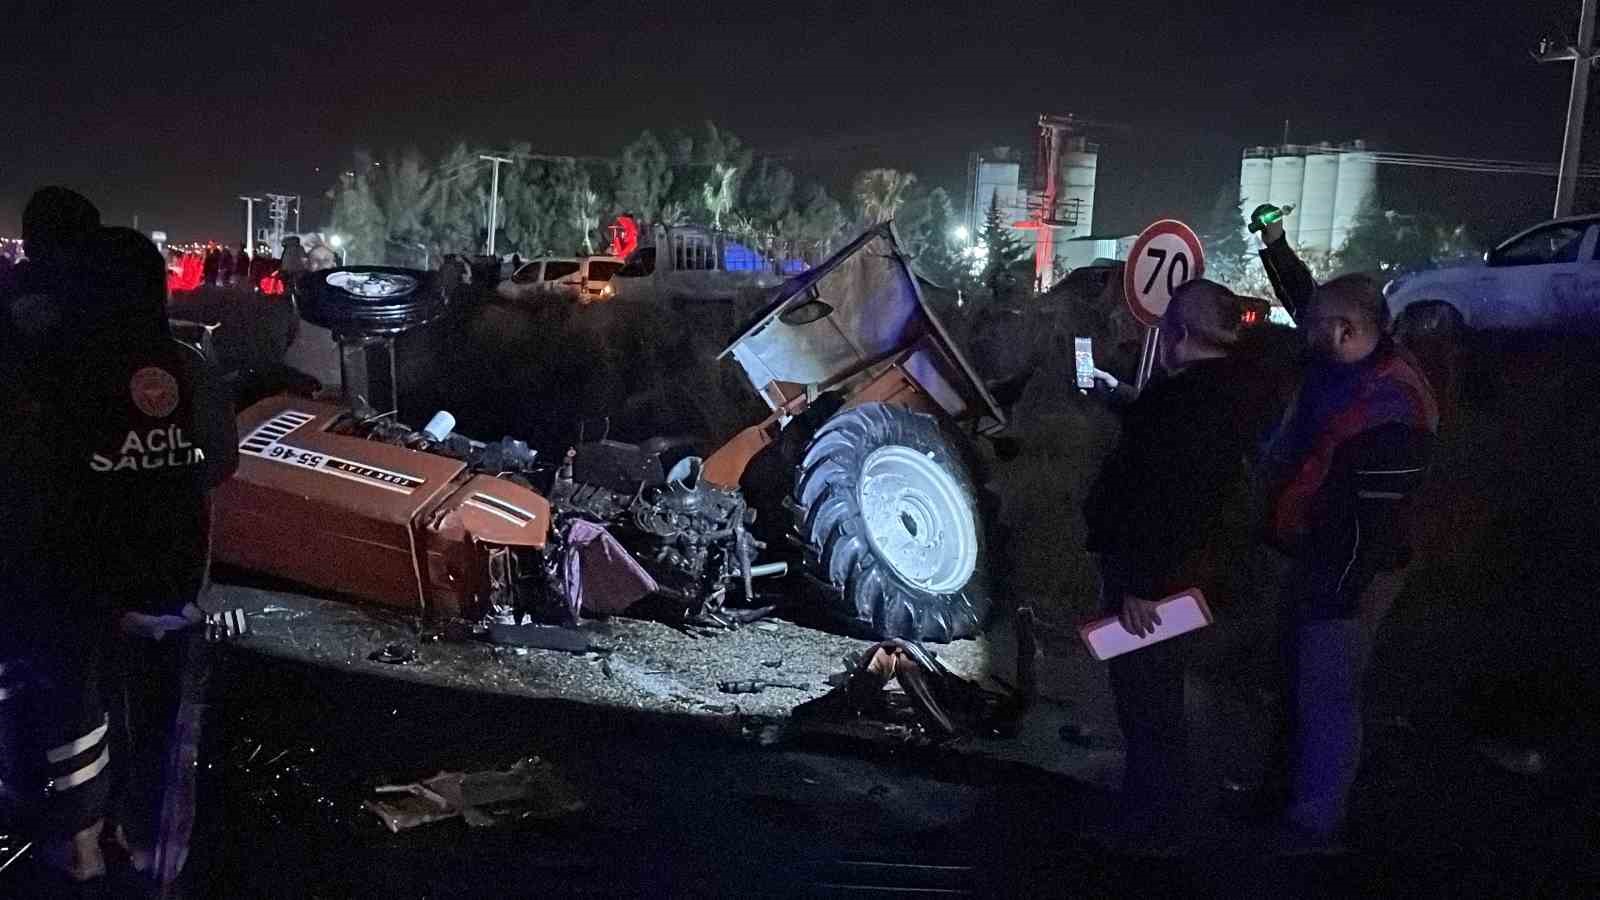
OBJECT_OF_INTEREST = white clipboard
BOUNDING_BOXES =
[1079,588,1213,661]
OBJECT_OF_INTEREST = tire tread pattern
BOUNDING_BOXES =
[791,402,991,642]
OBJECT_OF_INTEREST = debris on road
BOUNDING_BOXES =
[1058,722,1097,748]
[368,642,416,665]
[794,638,1025,741]
[363,758,584,833]
[718,679,810,694]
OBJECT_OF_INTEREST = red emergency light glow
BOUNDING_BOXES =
[608,215,640,259]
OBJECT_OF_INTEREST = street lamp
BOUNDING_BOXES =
[328,233,345,266]
[479,154,513,256]
[951,225,971,243]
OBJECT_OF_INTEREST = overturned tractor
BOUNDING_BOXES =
[211,224,1005,642]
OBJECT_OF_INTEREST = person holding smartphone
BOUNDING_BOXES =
[1081,279,1273,851]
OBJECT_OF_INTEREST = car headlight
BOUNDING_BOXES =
[600,284,614,297]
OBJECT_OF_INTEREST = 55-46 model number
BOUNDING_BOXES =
[269,445,326,468]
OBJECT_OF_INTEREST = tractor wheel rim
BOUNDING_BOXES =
[857,445,977,593]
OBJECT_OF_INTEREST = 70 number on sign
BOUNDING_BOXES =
[1140,245,1191,299]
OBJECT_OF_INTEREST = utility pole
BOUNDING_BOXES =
[265,193,296,256]
[239,196,261,256]
[1538,0,1598,217]
[479,155,512,256]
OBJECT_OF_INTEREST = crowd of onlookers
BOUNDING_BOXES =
[159,233,339,294]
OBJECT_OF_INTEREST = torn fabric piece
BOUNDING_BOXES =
[561,519,658,618]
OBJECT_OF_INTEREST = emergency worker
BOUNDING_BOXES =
[1081,279,1274,849]
[2,223,237,897]
[1252,205,1439,850]
[2,191,105,883]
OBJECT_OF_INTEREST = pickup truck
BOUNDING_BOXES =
[607,224,794,305]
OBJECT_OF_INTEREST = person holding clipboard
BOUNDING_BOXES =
[1081,278,1273,850]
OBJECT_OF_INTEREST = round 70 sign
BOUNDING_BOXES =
[1123,219,1206,327]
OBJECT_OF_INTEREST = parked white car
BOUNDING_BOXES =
[1385,214,1600,336]
[496,256,623,304]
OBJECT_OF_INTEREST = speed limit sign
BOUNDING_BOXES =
[1123,219,1206,327]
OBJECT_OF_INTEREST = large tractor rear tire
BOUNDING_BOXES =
[295,266,449,336]
[793,403,992,642]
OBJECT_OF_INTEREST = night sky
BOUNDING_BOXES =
[4,0,1594,242]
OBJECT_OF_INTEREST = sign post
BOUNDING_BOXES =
[1123,219,1206,390]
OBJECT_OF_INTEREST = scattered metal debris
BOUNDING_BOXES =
[363,758,584,833]
[718,680,809,694]
[368,642,416,665]
[1058,722,1097,748]
[792,637,1026,742]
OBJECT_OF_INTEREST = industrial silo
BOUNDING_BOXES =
[1059,136,1098,240]
[974,160,1021,222]
[1239,149,1274,241]
[1329,143,1377,253]
[1298,146,1341,255]
[1267,152,1307,244]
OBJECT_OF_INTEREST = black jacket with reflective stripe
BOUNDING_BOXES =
[20,330,237,617]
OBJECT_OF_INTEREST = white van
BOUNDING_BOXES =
[497,256,623,304]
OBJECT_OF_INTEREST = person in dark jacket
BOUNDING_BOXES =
[278,235,307,276]
[3,223,237,896]
[1082,278,1274,843]
[1,193,104,879]
[1251,206,1440,848]
[200,244,220,286]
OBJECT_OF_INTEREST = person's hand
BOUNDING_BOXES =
[1118,595,1163,638]
[119,603,205,642]
[1092,368,1119,391]
[1249,203,1285,245]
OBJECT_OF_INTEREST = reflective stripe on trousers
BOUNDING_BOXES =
[47,714,112,793]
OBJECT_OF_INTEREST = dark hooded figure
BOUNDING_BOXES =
[1,225,237,895]
[278,235,306,275]
[2,186,102,360]
[201,244,221,286]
